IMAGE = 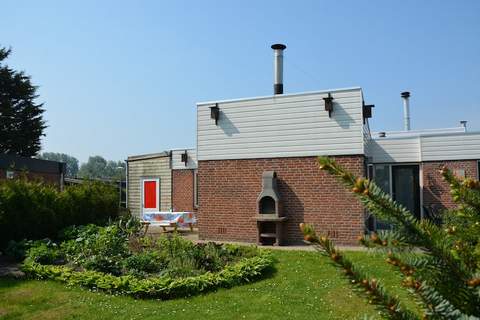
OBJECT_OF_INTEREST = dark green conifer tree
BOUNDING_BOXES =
[0,46,46,156]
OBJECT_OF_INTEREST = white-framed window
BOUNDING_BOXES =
[6,170,14,179]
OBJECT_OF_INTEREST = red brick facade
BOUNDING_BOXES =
[0,169,62,187]
[198,155,365,245]
[422,160,479,210]
[172,169,197,212]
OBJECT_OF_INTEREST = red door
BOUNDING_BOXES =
[142,179,159,212]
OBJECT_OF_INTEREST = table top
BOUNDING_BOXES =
[142,211,196,225]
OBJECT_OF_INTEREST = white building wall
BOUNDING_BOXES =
[368,132,480,163]
[196,88,365,161]
[421,132,480,161]
[171,149,197,170]
[367,137,420,163]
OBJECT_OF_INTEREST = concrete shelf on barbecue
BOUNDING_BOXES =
[253,215,287,222]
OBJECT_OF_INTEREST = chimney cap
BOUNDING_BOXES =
[271,43,286,50]
[401,91,411,98]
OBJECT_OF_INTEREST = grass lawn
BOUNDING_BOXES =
[0,249,419,320]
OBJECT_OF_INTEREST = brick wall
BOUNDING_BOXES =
[0,169,62,186]
[198,155,365,245]
[172,169,197,212]
[423,160,478,210]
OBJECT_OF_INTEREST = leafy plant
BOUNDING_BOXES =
[25,240,64,265]
[123,251,165,277]
[300,157,480,319]
[61,224,129,275]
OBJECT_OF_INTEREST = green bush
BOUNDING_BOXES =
[25,240,64,265]
[123,251,164,277]
[61,224,129,275]
[0,179,118,249]
[22,252,273,299]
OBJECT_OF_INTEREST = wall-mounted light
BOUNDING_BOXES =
[323,93,334,118]
[210,103,220,125]
[362,103,374,124]
[181,150,188,166]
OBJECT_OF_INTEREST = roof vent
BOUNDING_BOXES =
[271,44,286,94]
[401,91,411,131]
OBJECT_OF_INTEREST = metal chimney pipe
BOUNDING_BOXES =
[401,91,411,131]
[271,44,286,94]
[460,120,467,131]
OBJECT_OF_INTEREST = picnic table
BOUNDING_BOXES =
[141,211,196,233]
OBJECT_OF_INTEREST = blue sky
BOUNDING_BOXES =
[1,1,479,162]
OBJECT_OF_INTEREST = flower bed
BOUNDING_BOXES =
[20,219,273,299]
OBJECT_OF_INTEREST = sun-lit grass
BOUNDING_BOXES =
[0,249,419,320]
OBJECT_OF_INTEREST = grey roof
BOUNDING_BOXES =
[0,154,66,174]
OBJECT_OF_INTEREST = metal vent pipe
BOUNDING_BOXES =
[401,91,411,131]
[271,44,286,94]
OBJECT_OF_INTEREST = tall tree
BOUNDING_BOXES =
[38,152,79,177]
[0,46,46,156]
[78,156,125,180]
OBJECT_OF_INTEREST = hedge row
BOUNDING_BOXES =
[22,253,274,299]
[0,179,118,248]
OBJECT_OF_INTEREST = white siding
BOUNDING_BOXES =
[421,132,480,161]
[196,88,364,161]
[127,156,172,217]
[171,149,197,170]
[367,132,480,163]
[367,137,420,163]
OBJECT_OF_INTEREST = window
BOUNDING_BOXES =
[6,170,14,179]
[477,160,480,180]
[193,170,199,208]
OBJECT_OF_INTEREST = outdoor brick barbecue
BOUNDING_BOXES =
[255,171,287,245]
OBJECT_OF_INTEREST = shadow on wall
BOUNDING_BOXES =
[218,111,240,136]
[331,102,354,129]
[277,177,304,244]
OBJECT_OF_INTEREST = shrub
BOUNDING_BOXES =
[123,251,164,277]
[22,251,273,299]
[25,240,64,265]
[0,179,118,248]
[61,224,130,275]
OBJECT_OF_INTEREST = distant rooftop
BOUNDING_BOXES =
[372,126,466,139]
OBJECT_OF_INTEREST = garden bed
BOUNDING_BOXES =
[17,219,273,299]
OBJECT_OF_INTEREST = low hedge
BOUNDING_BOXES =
[0,179,118,248]
[22,252,274,299]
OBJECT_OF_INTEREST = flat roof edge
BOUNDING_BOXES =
[127,151,170,161]
[196,86,362,106]
[372,130,480,141]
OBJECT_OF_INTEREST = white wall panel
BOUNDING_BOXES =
[197,88,364,161]
[171,149,197,170]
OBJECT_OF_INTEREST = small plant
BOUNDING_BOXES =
[123,251,164,277]
[61,224,130,275]
[25,240,64,265]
